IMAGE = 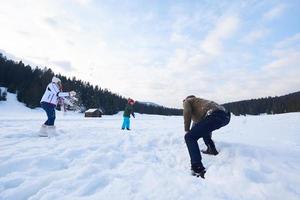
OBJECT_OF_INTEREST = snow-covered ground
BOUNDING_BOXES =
[0,92,300,200]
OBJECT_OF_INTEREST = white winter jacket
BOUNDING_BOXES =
[40,82,70,106]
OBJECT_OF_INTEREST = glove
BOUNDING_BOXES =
[69,91,76,97]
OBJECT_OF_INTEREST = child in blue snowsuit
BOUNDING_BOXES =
[122,98,135,130]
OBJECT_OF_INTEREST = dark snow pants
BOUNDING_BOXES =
[41,102,56,126]
[184,110,231,166]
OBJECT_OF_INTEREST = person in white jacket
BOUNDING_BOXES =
[39,76,76,135]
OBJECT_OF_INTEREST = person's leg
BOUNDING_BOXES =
[126,118,131,130]
[202,131,219,155]
[202,136,218,155]
[185,111,230,166]
[39,103,48,136]
[203,132,213,147]
[41,102,52,125]
[39,103,55,137]
[208,110,231,129]
[47,105,56,126]
[121,117,126,129]
[201,110,231,155]
[184,119,215,167]
[122,117,130,130]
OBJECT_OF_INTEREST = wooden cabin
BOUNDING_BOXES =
[84,108,103,118]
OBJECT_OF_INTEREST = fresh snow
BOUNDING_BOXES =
[0,92,300,200]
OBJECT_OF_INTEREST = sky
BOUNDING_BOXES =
[0,0,300,108]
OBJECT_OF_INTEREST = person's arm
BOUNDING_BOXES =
[58,92,71,97]
[49,83,76,97]
[58,91,76,97]
[183,100,192,132]
[129,105,135,118]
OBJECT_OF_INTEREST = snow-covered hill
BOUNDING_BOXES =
[0,92,300,200]
[139,101,161,107]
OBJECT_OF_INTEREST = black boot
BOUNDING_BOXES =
[201,143,218,155]
[191,164,206,179]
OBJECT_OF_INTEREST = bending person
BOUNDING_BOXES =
[183,95,231,178]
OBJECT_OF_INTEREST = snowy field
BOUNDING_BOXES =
[1,92,300,200]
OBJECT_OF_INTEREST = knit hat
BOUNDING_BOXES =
[128,98,135,104]
[52,76,61,83]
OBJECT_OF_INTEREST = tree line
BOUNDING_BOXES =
[0,53,182,115]
[222,91,300,116]
[1,53,299,116]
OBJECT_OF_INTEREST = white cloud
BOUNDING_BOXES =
[51,60,73,72]
[201,16,239,55]
[264,52,300,70]
[170,33,190,45]
[0,1,299,108]
[167,15,240,74]
[275,33,300,49]
[254,33,300,98]
[241,28,269,44]
[263,4,286,20]
[74,0,93,6]
[265,33,300,70]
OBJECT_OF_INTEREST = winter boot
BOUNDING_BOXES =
[191,164,206,179]
[47,125,56,136]
[201,143,218,156]
[39,124,48,137]
[39,125,56,137]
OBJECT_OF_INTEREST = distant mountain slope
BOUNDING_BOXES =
[139,101,161,107]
